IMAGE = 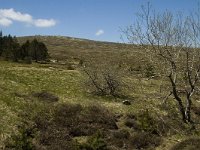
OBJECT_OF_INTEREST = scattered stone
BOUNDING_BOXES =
[122,100,131,105]
[48,67,55,70]
[50,59,58,63]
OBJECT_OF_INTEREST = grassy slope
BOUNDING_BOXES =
[0,36,200,149]
[17,36,129,59]
[17,36,147,67]
[0,61,157,133]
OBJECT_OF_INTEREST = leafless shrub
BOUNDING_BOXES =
[82,61,127,97]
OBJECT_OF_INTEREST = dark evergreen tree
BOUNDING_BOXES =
[30,39,39,62]
[29,39,48,62]
[1,35,20,61]
[19,40,31,60]
[37,42,48,61]
[0,31,49,63]
[1,35,14,60]
[12,37,20,62]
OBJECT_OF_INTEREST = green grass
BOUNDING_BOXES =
[0,60,163,148]
[0,61,81,147]
[0,59,196,149]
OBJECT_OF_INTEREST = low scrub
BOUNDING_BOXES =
[78,131,108,150]
[171,138,200,150]
[6,103,118,149]
[5,125,35,150]
[109,129,130,148]
[124,110,172,136]
[124,110,158,134]
[130,132,162,149]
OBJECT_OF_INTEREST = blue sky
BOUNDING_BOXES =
[0,0,199,42]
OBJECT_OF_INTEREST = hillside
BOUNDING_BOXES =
[17,36,134,60]
[0,36,200,149]
[17,36,149,70]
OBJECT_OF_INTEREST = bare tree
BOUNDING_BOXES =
[122,2,200,123]
[82,59,126,97]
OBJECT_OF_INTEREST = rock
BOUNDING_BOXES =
[122,100,131,105]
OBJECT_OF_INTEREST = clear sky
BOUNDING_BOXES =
[0,0,199,42]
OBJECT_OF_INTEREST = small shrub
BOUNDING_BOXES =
[171,138,200,150]
[124,110,169,136]
[79,131,108,150]
[126,113,136,119]
[112,129,130,139]
[136,109,157,134]
[124,119,138,129]
[145,63,155,78]
[130,132,162,149]
[109,129,130,148]
[85,105,118,130]
[6,126,35,150]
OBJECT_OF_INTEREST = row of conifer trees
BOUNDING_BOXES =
[0,31,49,63]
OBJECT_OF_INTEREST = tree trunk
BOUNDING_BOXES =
[185,94,192,123]
[168,75,187,123]
[173,92,187,123]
